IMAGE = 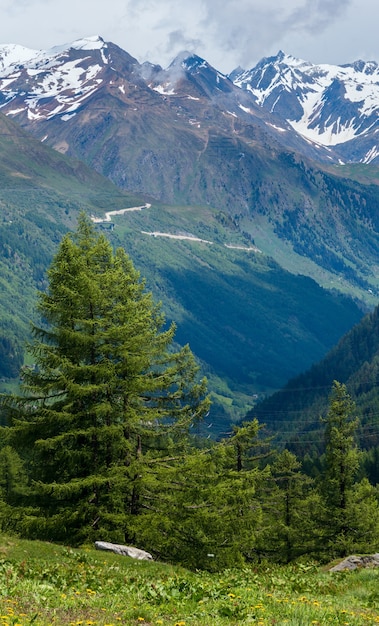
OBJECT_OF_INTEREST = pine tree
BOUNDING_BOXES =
[320,381,360,555]
[210,420,270,565]
[319,381,379,557]
[132,421,270,570]
[0,445,26,504]
[259,449,321,562]
[3,214,209,544]
[322,382,359,511]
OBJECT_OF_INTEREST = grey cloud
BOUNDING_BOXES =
[1,0,49,9]
[284,0,352,33]
[0,0,374,76]
[165,30,203,55]
[196,0,353,69]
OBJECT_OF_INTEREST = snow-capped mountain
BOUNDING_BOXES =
[0,35,142,123]
[1,35,379,176]
[0,36,342,167]
[0,35,286,140]
[230,51,379,164]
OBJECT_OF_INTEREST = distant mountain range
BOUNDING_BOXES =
[1,36,379,433]
[1,37,379,299]
[1,37,379,165]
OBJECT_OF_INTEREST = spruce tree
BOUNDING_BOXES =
[319,381,379,556]
[132,421,269,570]
[320,381,360,555]
[322,381,359,512]
[3,214,209,544]
[259,449,320,562]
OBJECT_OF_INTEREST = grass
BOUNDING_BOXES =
[0,534,379,625]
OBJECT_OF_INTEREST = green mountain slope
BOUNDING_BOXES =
[0,112,143,376]
[0,113,364,431]
[100,202,363,432]
[250,303,379,450]
[35,103,379,305]
[5,39,379,307]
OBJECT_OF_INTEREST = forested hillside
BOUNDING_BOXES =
[1,219,379,569]
[0,113,143,378]
[250,304,379,456]
[0,111,366,430]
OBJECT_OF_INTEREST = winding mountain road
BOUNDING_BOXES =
[91,203,261,251]
[90,203,151,223]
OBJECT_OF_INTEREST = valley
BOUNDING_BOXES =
[0,36,379,434]
[1,29,379,581]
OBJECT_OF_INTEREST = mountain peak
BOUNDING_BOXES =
[230,50,379,162]
[0,43,40,72]
[272,50,310,68]
[44,35,107,59]
[341,58,379,74]
[169,51,208,71]
[68,35,106,51]
[0,35,109,74]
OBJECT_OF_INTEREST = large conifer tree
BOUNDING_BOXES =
[318,381,379,556]
[322,381,359,515]
[4,214,209,544]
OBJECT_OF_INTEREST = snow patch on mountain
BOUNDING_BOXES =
[363,146,379,164]
[231,52,379,153]
[153,84,176,95]
[0,44,40,72]
[238,104,252,113]
[291,114,360,145]
[0,36,106,73]
[266,122,287,133]
[0,37,108,119]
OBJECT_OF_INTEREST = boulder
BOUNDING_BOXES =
[329,554,379,571]
[94,541,153,560]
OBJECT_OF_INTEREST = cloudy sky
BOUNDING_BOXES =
[0,0,377,73]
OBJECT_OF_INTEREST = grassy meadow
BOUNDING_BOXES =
[0,534,379,625]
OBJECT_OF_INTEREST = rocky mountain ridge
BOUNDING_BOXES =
[230,50,379,164]
[1,37,379,165]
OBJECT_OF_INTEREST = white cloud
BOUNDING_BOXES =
[0,0,376,73]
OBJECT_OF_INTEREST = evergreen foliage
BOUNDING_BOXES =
[2,214,210,544]
[122,420,269,570]
[0,212,379,569]
[250,305,379,450]
[258,449,320,563]
[319,382,379,556]
[322,381,360,513]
